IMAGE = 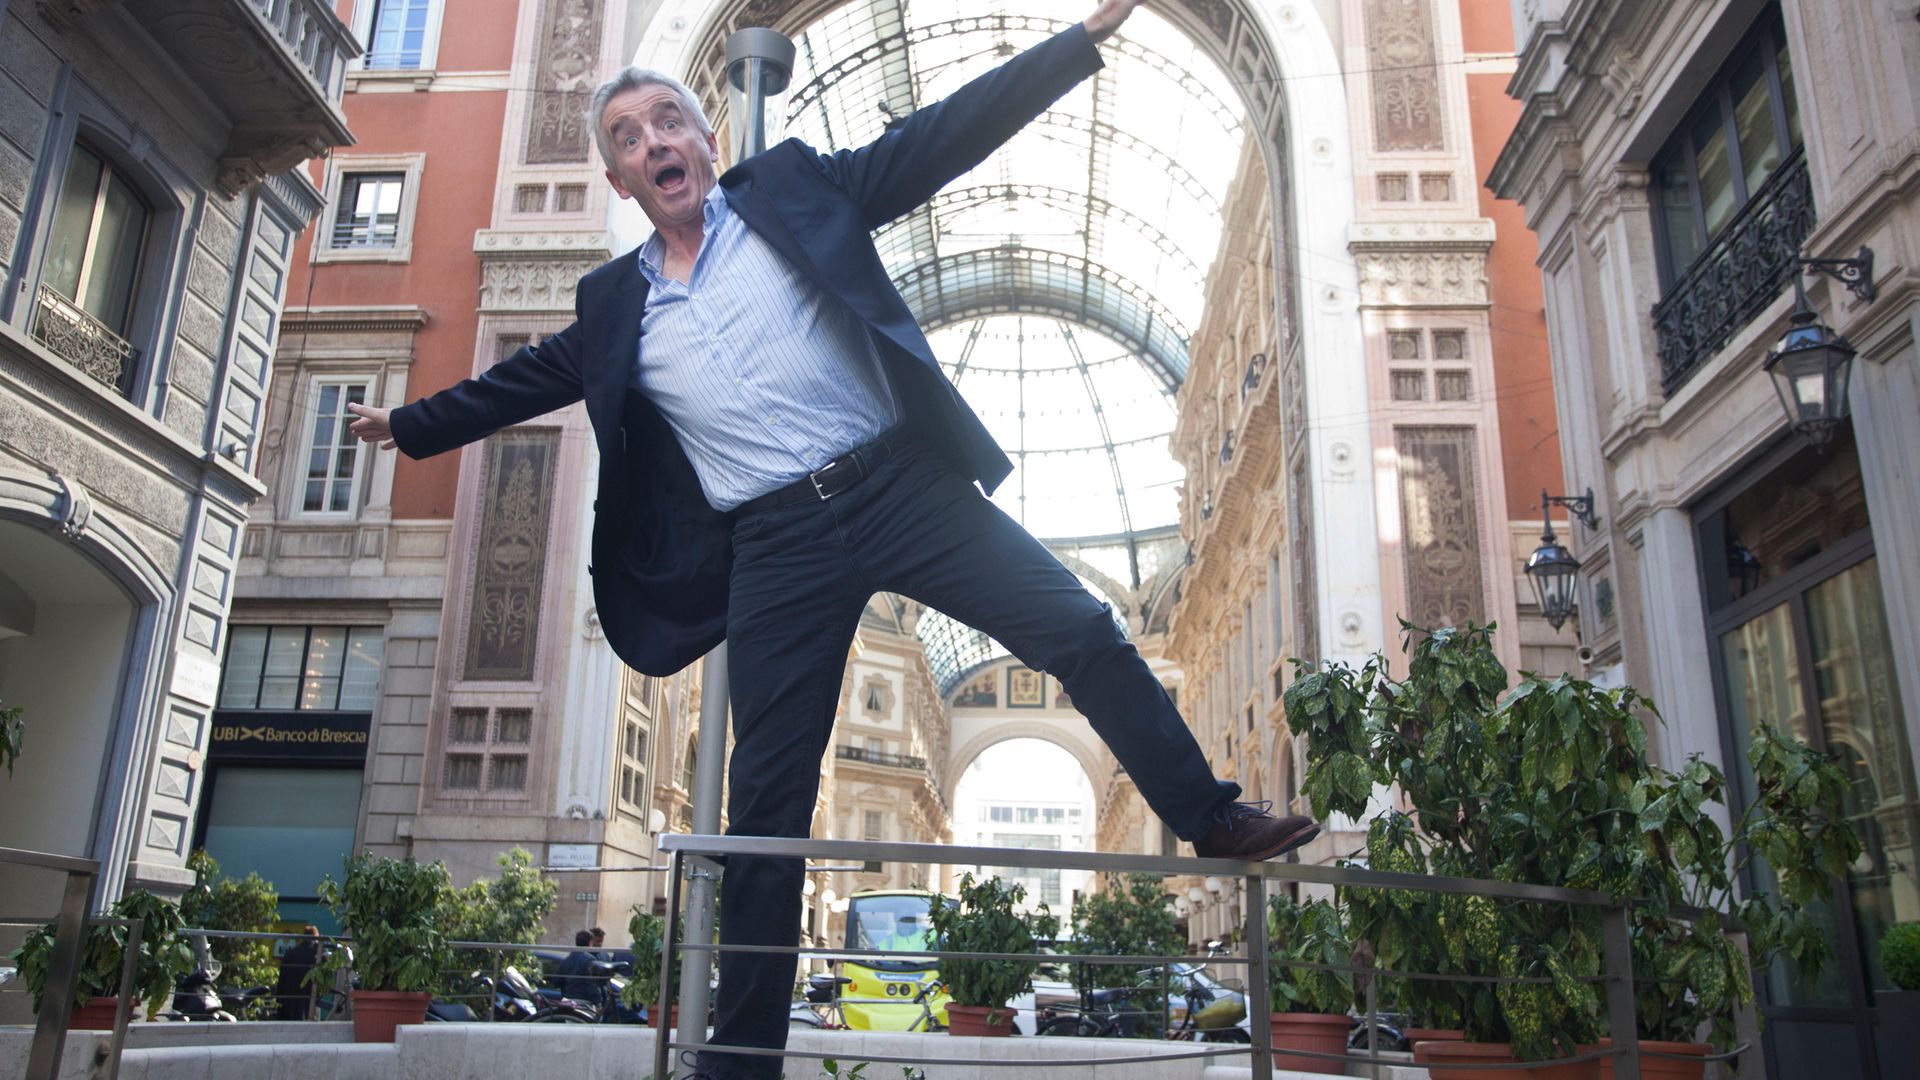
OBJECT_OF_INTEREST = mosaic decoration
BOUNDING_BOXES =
[464,429,559,680]
[1395,427,1485,630]
[524,0,604,163]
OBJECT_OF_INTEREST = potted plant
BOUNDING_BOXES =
[1,699,22,776]
[1068,872,1184,1036]
[316,852,456,1042]
[1292,622,1859,1080]
[925,873,1058,1036]
[1266,895,1354,1075]
[621,907,674,1027]
[179,851,280,1019]
[1875,923,1920,1077]
[9,889,191,1027]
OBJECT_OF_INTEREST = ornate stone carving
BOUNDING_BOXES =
[1365,0,1445,151]
[1395,426,1485,630]
[479,258,600,312]
[1355,251,1489,306]
[525,0,605,164]
[464,430,560,680]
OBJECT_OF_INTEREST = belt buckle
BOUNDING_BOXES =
[809,460,842,500]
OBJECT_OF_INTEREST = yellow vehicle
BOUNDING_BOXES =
[836,890,951,1031]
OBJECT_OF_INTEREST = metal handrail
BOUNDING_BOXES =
[648,833,1700,1080]
[0,846,105,1080]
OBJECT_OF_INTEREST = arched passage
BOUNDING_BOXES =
[945,714,1107,824]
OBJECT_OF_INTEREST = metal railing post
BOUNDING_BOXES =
[653,847,686,1080]
[1244,873,1272,1080]
[24,867,94,1080]
[1366,959,1380,1080]
[102,917,142,1080]
[678,645,729,1055]
[1601,903,1639,1080]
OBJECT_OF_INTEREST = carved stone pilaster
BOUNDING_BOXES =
[1364,0,1445,152]
[525,0,607,164]
[1349,221,1494,308]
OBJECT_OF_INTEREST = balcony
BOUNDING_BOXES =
[54,0,358,194]
[31,285,135,394]
[835,744,927,771]
[1652,149,1814,395]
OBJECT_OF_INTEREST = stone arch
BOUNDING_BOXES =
[944,716,1106,824]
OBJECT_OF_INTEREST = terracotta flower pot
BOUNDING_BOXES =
[1597,1039,1708,1080]
[349,990,431,1043]
[648,1004,679,1029]
[1412,1039,1600,1080]
[67,997,122,1030]
[1270,1011,1351,1075]
[1402,1026,1465,1044]
[945,1003,1015,1036]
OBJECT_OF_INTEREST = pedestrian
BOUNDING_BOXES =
[344,1,1318,1073]
[274,925,321,1022]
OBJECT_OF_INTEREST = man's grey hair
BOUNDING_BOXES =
[588,67,715,170]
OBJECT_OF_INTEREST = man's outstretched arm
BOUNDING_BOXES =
[347,319,588,459]
[817,0,1148,229]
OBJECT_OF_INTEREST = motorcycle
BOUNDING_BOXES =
[163,968,271,1021]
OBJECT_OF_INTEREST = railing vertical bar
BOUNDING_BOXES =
[1366,960,1380,1080]
[102,917,141,1080]
[1244,873,1273,1080]
[24,867,94,1080]
[1601,904,1639,1080]
[654,847,686,1080]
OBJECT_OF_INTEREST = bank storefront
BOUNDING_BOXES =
[194,625,382,931]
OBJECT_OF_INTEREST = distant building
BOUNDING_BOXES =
[0,0,354,952]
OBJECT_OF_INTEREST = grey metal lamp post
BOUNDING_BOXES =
[675,25,797,1056]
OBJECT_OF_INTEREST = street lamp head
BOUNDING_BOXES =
[1765,279,1857,449]
[723,28,797,163]
[1524,498,1581,632]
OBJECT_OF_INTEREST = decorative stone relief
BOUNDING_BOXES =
[524,0,605,164]
[464,430,560,680]
[1365,0,1445,151]
[1289,456,1319,663]
[1355,251,1489,306]
[479,259,601,312]
[1395,426,1486,630]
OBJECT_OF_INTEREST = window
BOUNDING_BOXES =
[360,0,438,70]
[32,142,151,391]
[332,173,404,248]
[300,380,369,515]
[317,156,425,263]
[989,806,1013,823]
[219,626,385,711]
[619,671,654,816]
[440,704,533,794]
[1650,11,1801,287]
[863,810,884,842]
[1016,806,1039,824]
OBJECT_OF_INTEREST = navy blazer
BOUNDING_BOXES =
[391,25,1105,676]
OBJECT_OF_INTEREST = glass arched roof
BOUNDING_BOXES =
[782,0,1248,691]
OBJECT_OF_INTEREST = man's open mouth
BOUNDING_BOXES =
[654,165,687,191]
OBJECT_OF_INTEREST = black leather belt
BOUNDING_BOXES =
[733,429,904,516]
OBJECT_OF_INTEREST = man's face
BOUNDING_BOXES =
[602,84,720,232]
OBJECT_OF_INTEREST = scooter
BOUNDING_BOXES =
[163,968,270,1021]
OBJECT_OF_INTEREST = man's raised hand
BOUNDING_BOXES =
[345,402,397,450]
[1083,0,1145,43]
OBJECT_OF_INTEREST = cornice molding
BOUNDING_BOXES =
[283,306,431,334]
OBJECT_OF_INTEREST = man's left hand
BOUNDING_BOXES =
[1084,0,1145,43]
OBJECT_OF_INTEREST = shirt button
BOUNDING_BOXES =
[734,377,743,385]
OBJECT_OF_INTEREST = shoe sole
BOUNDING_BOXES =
[1209,821,1322,863]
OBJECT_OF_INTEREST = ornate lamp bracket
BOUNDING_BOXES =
[1543,488,1599,532]
[1799,246,1876,304]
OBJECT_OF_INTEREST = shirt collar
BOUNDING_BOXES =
[636,184,730,277]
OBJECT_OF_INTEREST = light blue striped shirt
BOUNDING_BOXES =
[633,184,898,511]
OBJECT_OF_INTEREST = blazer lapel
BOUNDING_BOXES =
[722,172,834,298]
[588,254,648,460]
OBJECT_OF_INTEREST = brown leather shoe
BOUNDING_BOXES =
[1191,802,1320,861]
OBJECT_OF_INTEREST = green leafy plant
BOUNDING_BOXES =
[1292,621,1860,1059]
[1267,895,1354,1016]
[179,850,280,1017]
[315,853,455,994]
[1,700,22,776]
[1882,923,1920,992]
[440,847,557,987]
[9,889,192,1016]
[620,908,669,1011]
[925,873,1059,1014]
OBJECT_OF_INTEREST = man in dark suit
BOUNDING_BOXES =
[347,1,1317,1073]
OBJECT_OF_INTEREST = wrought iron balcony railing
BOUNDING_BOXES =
[31,285,136,395]
[834,744,928,771]
[1652,148,1814,395]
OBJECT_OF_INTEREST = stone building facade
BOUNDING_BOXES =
[1489,0,1920,1074]
[0,0,352,952]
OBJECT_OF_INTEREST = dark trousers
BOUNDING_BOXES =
[698,439,1238,1079]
